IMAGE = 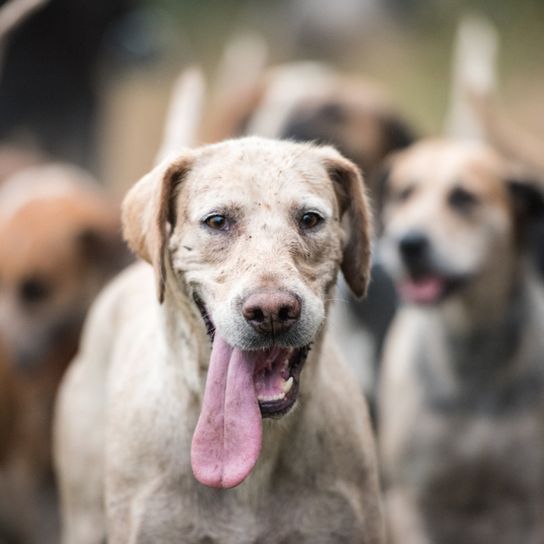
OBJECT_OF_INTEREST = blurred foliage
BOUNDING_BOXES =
[132,0,544,135]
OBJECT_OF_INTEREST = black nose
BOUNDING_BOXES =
[399,231,429,265]
[242,291,301,335]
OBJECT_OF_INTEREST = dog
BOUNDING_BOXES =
[377,138,544,543]
[0,163,127,543]
[54,137,385,544]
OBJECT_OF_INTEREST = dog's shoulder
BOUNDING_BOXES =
[71,262,155,372]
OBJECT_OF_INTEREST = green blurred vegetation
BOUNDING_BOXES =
[138,0,544,134]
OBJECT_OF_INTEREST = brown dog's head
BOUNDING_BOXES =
[123,137,372,488]
[281,92,415,187]
[0,164,126,373]
[379,139,544,308]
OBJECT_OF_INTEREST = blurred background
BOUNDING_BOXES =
[1,0,542,192]
[0,1,543,542]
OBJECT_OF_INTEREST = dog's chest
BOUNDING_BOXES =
[394,408,544,543]
[174,482,368,544]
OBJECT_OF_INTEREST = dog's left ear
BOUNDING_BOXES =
[122,153,194,303]
[507,178,544,232]
[320,147,373,298]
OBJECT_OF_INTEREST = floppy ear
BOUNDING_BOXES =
[507,178,544,222]
[507,178,544,245]
[122,153,194,303]
[320,147,373,298]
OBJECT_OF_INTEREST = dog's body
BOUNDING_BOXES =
[0,164,126,543]
[55,137,384,544]
[378,139,544,543]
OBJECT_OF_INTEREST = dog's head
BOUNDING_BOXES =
[280,91,416,186]
[379,139,544,307]
[122,137,372,488]
[0,165,126,373]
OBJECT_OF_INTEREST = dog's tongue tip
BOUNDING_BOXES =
[399,276,444,303]
[191,333,262,489]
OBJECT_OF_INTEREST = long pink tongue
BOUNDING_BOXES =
[191,333,262,488]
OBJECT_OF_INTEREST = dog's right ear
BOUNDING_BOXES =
[122,153,194,303]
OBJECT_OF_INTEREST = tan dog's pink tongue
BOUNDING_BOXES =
[191,333,262,488]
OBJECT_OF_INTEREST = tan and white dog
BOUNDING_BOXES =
[378,138,544,544]
[0,163,127,543]
[55,137,385,544]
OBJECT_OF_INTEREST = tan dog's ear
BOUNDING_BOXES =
[122,153,194,303]
[319,147,373,298]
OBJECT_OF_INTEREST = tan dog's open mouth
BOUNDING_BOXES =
[396,271,469,305]
[191,295,310,489]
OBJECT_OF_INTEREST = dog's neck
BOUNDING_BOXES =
[418,266,544,414]
[440,257,521,335]
[160,281,212,397]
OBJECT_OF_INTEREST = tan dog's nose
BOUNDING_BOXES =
[242,291,301,334]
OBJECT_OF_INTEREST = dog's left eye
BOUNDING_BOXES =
[204,214,228,231]
[449,187,480,210]
[18,276,52,304]
[299,211,323,230]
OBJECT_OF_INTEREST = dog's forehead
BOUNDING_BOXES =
[180,139,336,211]
[391,140,507,200]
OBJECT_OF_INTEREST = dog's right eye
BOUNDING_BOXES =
[396,185,415,203]
[18,276,52,304]
[203,214,228,231]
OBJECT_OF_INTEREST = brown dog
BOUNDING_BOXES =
[205,62,415,186]
[55,137,384,544]
[0,163,127,543]
[377,139,544,544]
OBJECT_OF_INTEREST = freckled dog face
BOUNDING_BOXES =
[122,138,371,484]
[379,140,515,305]
[169,143,347,350]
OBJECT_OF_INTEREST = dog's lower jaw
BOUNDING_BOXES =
[257,344,311,418]
[396,272,470,306]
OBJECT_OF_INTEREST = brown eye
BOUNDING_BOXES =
[299,211,323,230]
[204,214,228,231]
[449,186,479,211]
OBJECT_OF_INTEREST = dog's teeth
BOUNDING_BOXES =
[258,392,286,402]
[282,377,293,394]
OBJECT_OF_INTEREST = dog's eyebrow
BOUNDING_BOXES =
[294,197,332,217]
[190,202,244,222]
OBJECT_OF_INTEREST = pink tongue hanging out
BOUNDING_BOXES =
[191,333,263,489]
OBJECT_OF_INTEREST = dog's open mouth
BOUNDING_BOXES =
[253,344,309,417]
[191,294,311,489]
[193,294,309,417]
[397,274,466,304]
